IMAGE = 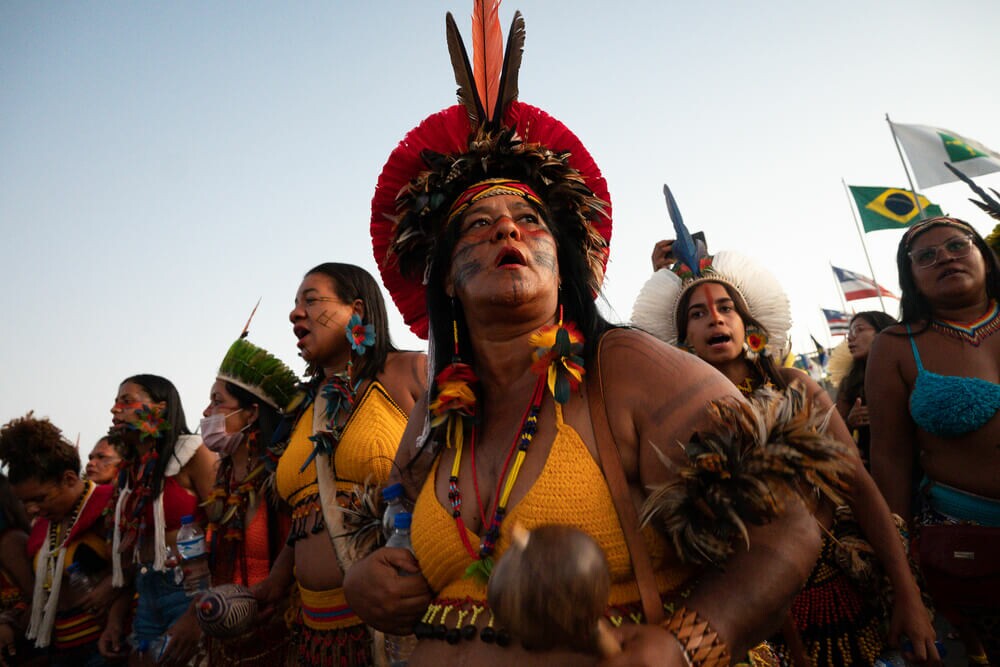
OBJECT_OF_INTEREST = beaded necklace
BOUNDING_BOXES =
[931,299,1000,347]
[204,431,266,541]
[450,374,545,581]
[43,480,94,590]
[117,448,158,555]
[441,313,584,584]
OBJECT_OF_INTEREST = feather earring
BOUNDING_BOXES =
[529,304,585,404]
[429,300,478,448]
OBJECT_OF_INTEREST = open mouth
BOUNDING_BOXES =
[707,334,731,346]
[293,325,310,341]
[496,247,526,267]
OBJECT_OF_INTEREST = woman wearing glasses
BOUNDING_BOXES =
[868,217,1000,665]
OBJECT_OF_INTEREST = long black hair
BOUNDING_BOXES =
[303,262,399,383]
[896,217,1000,327]
[119,374,192,497]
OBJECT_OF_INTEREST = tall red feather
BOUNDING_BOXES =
[471,0,503,119]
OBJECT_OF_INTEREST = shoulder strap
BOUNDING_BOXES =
[586,333,664,625]
[906,324,925,372]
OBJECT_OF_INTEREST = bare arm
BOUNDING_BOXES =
[344,394,434,634]
[867,331,917,523]
[179,443,219,504]
[0,531,33,598]
[602,330,823,657]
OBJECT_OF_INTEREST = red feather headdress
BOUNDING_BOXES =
[370,2,612,339]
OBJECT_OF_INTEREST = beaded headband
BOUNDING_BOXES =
[445,178,545,227]
[902,216,977,249]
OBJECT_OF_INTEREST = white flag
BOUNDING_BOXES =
[892,122,1000,188]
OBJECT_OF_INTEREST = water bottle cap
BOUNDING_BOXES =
[394,512,412,530]
[381,482,403,502]
[180,514,194,524]
[66,562,80,573]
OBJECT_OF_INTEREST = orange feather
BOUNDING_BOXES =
[471,0,503,119]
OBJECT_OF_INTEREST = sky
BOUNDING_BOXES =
[2,1,999,450]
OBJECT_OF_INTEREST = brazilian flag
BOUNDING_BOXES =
[849,185,944,233]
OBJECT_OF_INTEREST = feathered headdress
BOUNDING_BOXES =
[370,1,612,339]
[217,304,300,411]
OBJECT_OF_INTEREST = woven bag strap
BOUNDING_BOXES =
[586,333,664,625]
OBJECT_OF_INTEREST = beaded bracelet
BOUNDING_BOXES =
[661,606,731,667]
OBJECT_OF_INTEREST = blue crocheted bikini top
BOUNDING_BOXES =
[908,326,1000,438]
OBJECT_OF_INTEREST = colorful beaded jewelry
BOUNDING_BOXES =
[931,299,1000,346]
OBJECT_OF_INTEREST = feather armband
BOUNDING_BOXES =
[641,384,852,566]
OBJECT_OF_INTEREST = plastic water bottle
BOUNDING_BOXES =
[874,651,908,667]
[175,514,211,596]
[66,562,94,595]
[385,512,418,667]
[382,483,405,542]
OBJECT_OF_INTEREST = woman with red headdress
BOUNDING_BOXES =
[344,6,850,666]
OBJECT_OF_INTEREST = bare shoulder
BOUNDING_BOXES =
[869,324,910,366]
[597,327,720,385]
[777,367,826,401]
[381,351,428,409]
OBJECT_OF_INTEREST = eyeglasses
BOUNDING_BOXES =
[847,323,873,338]
[908,235,975,268]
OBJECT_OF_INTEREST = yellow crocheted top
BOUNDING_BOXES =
[276,381,407,507]
[412,403,694,609]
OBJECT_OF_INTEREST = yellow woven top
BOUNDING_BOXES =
[276,381,406,506]
[412,404,693,607]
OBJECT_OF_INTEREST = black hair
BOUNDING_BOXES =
[119,374,192,498]
[223,381,283,453]
[0,412,81,486]
[896,219,1000,326]
[303,262,399,382]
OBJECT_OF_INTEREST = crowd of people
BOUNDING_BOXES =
[1,5,998,667]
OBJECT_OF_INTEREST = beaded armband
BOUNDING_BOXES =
[661,606,731,667]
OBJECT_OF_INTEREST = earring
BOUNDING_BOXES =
[345,313,375,355]
[429,299,477,448]
[743,325,768,362]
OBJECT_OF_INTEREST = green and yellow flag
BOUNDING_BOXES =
[848,185,944,232]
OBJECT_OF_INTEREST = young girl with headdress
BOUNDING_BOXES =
[0,412,116,666]
[868,216,1000,665]
[250,262,425,666]
[98,374,217,666]
[631,243,938,665]
[343,6,853,666]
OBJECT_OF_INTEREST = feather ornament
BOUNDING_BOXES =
[663,184,700,278]
[493,11,525,127]
[945,162,1000,220]
[641,383,852,567]
[446,13,484,125]
[471,0,503,120]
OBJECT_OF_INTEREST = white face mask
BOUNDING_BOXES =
[199,410,248,456]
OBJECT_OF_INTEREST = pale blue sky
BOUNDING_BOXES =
[3,1,999,448]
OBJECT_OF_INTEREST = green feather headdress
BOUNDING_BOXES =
[217,338,299,412]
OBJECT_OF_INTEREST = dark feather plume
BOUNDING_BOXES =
[641,383,852,567]
[945,162,1000,221]
[491,11,525,129]
[446,12,484,125]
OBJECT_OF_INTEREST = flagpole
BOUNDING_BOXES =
[841,178,888,312]
[885,113,927,219]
